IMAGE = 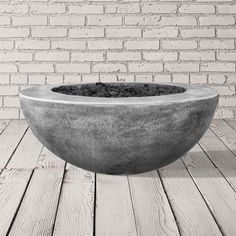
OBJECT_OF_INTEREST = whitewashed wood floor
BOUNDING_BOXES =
[0,119,236,236]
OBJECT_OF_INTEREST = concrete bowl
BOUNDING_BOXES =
[20,83,218,175]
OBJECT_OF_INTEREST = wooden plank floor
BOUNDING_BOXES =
[0,119,236,236]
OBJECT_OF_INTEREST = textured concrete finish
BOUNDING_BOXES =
[20,83,218,174]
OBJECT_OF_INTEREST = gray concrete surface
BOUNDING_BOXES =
[20,83,218,174]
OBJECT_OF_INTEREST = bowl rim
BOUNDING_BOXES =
[19,82,219,106]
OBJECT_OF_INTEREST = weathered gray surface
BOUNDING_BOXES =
[20,83,218,174]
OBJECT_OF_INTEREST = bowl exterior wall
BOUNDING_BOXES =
[20,95,218,174]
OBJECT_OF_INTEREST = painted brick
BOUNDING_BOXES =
[71,52,105,61]
[201,63,235,72]
[125,40,159,50]
[35,52,70,61]
[165,63,199,72]
[179,4,215,13]
[180,52,215,61]
[162,40,197,50]
[107,28,141,38]
[30,4,66,14]
[16,40,50,50]
[0,28,29,38]
[12,16,47,26]
[87,16,122,26]
[69,5,103,14]
[199,40,234,50]
[199,16,235,26]
[107,52,141,61]
[142,4,177,13]
[143,27,178,38]
[50,16,85,26]
[0,52,32,62]
[92,63,127,73]
[143,52,178,61]
[19,64,54,73]
[32,28,67,38]
[128,63,163,72]
[51,40,86,50]
[88,40,123,50]
[56,63,90,73]
[180,29,215,38]
[70,28,104,38]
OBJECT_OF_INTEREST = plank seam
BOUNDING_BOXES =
[0,120,10,135]
[127,176,139,236]
[93,172,97,236]
[224,119,236,132]
[181,159,225,236]
[51,163,67,236]
[157,170,182,236]
[5,169,34,236]
[4,126,29,170]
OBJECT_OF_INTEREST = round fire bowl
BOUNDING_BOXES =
[20,83,218,175]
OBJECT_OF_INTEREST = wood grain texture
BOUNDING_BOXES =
[7,128,43,169]
[53,169,95,236]
[210,120,236,156]
[128,171,180,236]
[183,150,236,235]
[225,119,236,131]
[37,147,65,169]
[9,168,64,236]
[0,169,32,236]
[159,159,222,236]
[0,120,28,168]
[96,174,137,236]
[0,120,9,134]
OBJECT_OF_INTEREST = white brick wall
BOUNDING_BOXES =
[0,0,235,119]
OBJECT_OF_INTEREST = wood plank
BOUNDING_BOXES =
[128,171,180,236]
[0,120,9,134]
[96,174,137,236]
[37,147,65,169]
[159,159,222,236]
[0,120,28,168]
[198,129,236,168]
[7,128,43,169]
[210,120,236,156]
[225,119,236,131]
[183,150,236,235]
[53,169,95,236]
[9,168,64,236]
[0,169,32,236]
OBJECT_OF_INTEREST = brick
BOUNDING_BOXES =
[116,4,140,13]
[161,16,197,26]
[165,63,199,72]
[28,75,46,85]
[51,40,86,50]
[180,29,215,38]
[88,40,122,50]
[179,4,215,13]
[190,74,208,84]
[215,108,234,119]
[142,4,177,13]
[0,17,10,25]
[0,108,19,119]
[107,52,141,61]
[19,64,54,73]
[92,63,127,73]
[125,40,159,50]
[201,63,235,72]
[153,74,172,83]
[219,97,236,107]
[56,63,90,73]
[46,75,63,84]
[0,41,14,50]
[107,28,141,37]
[0,75,10,84]
[0,28,29,38]
[82,75,99,83]
[143,27,178,38]
[162,40,197,49]
[208,75,226,84]
[117,75,134,82]
[135,74,153,82]
[0,52,32,62]
[218,4,236,13]
[128,63,163,72]
[69,5,103,14]
[0,86,18,95]
[0,3,28,14]
[16,40,50,50]
[64,75,82,84]
[217,29,236,38]
[125,16,161,26]
[11,75,28,85]
[180,52,215,61]
[199,16,235,26]
[32,28,67,37]
[0,64,17,73]
[50,16,85,25]
[200,40,234,49]
[217,52,236,61]
[70,28,104,38]
[172,74,189,83]
[12,16,47,26]
[71,52,105,61]
[30,4,66,14]
[4,96,20,107]
[143,52,177,61]
[100,74,118,82]
[87,16,122,25]
[35,52,70,61]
